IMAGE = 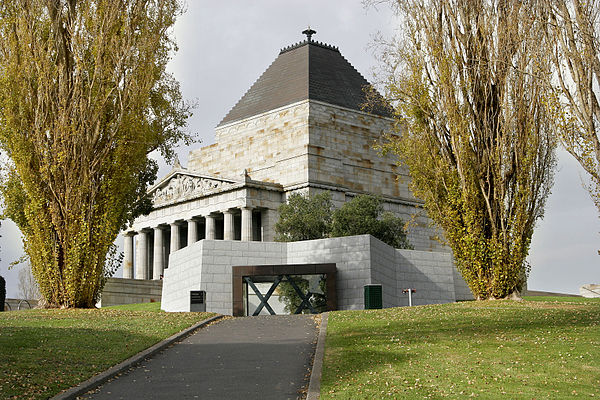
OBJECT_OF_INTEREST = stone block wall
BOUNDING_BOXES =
[161,235,472,314]
[162,240,286,314]
[99,278,163,307]
[188,101,311,187]
[452,264,474,301]
[158,98,446,253]
[395,249,457,306]
[369,236,402,308]
[307,102,410,199]
[287,236,374,310]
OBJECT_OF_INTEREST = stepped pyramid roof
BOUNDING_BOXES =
[218,29,391,127]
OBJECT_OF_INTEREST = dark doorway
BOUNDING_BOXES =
[232,264,336,317]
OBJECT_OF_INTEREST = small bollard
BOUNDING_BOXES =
[402,288,416,307]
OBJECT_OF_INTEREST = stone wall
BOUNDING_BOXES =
[162,240,286,314]
[395,249,456,306]
[188,101,311,187]
[287,236,374,310]
[99,278,163,307]
[168,99,444,253]
[307,102,407,198]
[161,235,471,314]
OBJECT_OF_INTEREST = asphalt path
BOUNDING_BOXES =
[81,315,318,400]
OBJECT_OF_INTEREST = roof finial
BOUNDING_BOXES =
[302,26,316,42]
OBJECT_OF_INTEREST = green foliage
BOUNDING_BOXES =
[278,277,310,314]
[275,192,333,242]
[275,192,411,248]
[277,276,327,314]
[0,1,192,308]
[376,0,556,299]
[0,276,5,312]
[331,194,411,249]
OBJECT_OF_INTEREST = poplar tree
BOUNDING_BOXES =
[545,0,600,211]
[376,0,557,299]
[0,0,192,307]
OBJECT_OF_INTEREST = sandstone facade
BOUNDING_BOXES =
[116,32,456,313]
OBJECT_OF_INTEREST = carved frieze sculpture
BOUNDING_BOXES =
[152,175,232,205]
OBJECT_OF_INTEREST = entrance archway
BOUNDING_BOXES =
[232,264,337,317]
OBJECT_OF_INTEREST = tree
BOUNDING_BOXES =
[274,192,333,242]
[18,265,41,301]
[277,275,327,314]
[0,0,192,308]
[544,1,600,211]
[375,0,556,299]
[331,194,411,248]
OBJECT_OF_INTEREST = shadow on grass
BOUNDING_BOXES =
[0,325,168,400]
[321,302,600,397]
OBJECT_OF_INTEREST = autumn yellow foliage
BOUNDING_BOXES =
[0,1,192,307]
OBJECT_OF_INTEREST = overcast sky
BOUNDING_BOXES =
[1,1,597,298]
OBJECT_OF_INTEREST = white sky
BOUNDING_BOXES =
[1,1,597,297]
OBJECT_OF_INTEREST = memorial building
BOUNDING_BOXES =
[112,30,472,314]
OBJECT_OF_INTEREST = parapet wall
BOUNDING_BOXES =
[99,278,163,307]
[162,235,472,314]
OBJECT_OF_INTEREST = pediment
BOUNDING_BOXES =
[149,170,238,207]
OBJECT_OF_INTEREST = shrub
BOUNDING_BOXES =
[331,194,411,249]
[275,192,333,242]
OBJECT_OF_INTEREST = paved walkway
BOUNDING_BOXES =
[82,315,318,400]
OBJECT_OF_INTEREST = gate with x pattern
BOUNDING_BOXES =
[232,264,337,317]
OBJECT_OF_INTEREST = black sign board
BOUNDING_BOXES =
[190,290,205,304]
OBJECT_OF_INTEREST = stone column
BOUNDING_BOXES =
[122,232,134,279]
[223,210,235,240]
[170,222,180,253]
[187,219,197,244]
[152,227,164,280]
[205,214,216,239]
[261,208,278,242]
[135,230,148,280]
[241,207,253,241]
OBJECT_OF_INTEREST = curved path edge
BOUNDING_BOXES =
[51,314,225,400]
[307,312,329,400]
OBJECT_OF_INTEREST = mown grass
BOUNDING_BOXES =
[104,301,163,311]
[0,304,214,399]
[523,295,590,303]
[322,298,600,399]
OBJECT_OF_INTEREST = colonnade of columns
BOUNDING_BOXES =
[123,206,261,280]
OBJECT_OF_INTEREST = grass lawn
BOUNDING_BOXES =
[322,297,600,399]
[0,303,214,399]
